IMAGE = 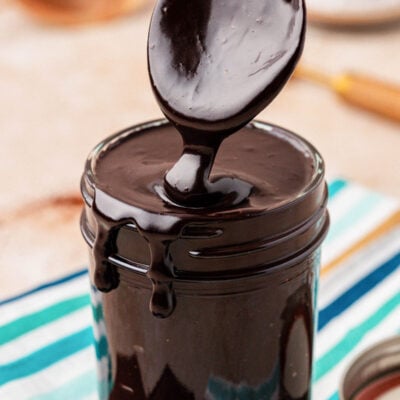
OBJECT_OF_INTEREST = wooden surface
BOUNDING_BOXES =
[1,2,399,298]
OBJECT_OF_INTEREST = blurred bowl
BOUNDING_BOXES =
[307,0,400,27]
[15,0,149,25]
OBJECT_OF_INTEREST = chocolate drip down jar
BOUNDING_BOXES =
[80,119,329,400]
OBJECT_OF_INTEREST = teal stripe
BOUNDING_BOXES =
[0,327,93,386]
[328,179,348,200]
[325,192,384,245]
[315,292,400,381]
[93,335,109,361]
[92,303,104,324]
[0,294,90,345]
[0,269,87,307]
[327,392,339,400]
[29,369,97,400]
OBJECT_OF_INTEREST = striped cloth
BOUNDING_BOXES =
[0,179,399,400]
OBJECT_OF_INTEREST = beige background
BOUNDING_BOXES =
[1,2,399,298]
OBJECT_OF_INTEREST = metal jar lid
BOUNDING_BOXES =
[340,336,400,400]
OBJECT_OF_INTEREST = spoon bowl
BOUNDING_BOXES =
[148,0,306,135]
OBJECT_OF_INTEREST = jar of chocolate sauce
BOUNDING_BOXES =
[80,118,329,400]
[81,1,329,398]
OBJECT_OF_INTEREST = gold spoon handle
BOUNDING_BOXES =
[332,73,400,123]
[295,65,400,123]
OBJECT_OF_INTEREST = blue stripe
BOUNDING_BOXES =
[0,269,87,307]
[327,179,348,200]
[318,251,400,331]
[325,192,384,245]
[0,327,93,386]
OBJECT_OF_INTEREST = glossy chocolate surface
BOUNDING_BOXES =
[148,0,305,133]
[94,124,315,215]
[148,0,305,206]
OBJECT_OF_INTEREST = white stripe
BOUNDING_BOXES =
[89,286,103,307]
[314,308,400,400]
[0,347,96,400]
[316,267,400,358]
[97,356,111,381]
[322,200,398,266]
[92,319,107,342]
[327,185,368,224]
[0,307,92,364]
[0,276,89,326]
[83,394,98,400]
[318,228,400,308]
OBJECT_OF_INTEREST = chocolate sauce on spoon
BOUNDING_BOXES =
[148,0,305,206]
[90,0,306,318]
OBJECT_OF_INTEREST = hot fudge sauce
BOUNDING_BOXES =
[81,120,328,399]
[91,0,306,319]
[81,0,329,399]
[148,0,305,206]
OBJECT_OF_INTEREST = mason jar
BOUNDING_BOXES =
[80,119,329,400]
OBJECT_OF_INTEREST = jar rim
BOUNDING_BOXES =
[81,118,326,219]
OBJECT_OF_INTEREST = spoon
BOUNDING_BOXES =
[148,0,306,206]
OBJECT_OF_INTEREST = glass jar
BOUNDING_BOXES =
[81,119,329,400]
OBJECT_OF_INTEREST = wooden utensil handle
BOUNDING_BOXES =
[333,74,400,122]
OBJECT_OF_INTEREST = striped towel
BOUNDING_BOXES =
[0,179,399,400]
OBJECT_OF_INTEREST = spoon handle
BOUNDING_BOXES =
[295,65,400,123]
[333,73,400,123]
